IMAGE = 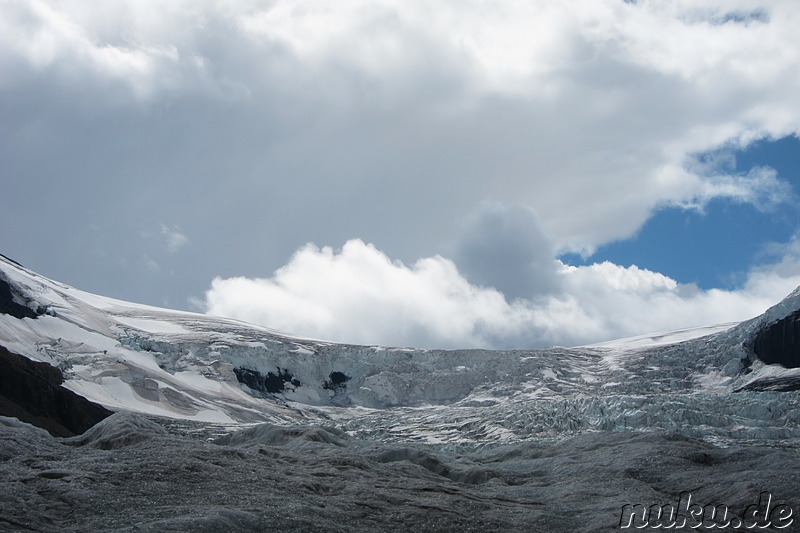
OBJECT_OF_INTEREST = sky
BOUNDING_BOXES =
[2,0,800,349]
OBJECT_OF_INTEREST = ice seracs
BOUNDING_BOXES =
[1,253,800,445]
[3,253,800,532]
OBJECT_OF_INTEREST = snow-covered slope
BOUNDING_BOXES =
[4,254,800,532]
[1,254,800,444]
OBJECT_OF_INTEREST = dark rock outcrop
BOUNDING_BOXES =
[0,271,39,319]
[735,376,800,392]
[233,367,300,395]
[752,309,800,368]
[323,371,350,392]
[0,345,113,437]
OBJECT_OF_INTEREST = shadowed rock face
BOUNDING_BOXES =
[736,376,800,392]
[753,310,800,368]
[233,367,301,395]
[0,345,113,437]
[0,272,39,320]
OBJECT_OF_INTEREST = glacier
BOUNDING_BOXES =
[2,253,800,532]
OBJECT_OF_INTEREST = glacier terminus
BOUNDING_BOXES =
[1,254,799,532]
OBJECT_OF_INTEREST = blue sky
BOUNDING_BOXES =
[563,136,800,290]
[2,1,800,349]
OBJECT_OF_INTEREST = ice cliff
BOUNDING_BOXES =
[1,253,799,444]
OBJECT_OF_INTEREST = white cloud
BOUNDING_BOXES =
[160,224,188,253]
[0,0,191,100]
[204,238,800,349]
[205,240,515,348]
[657,163,794,213]
[3,0,800,311]
[5,1,800,221]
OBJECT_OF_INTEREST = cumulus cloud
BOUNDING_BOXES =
[0,0,193,100]
[205,238,800,349]
[206,240,516,349]
[3,0,800,315]
[449,203,561,300]
[4,1,800,233]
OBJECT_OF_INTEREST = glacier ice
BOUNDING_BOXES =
[3,254,800,532]
[2,253,800,445]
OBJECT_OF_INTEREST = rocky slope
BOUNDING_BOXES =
[0,345,112,437]
[2,254,800,531]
